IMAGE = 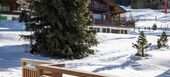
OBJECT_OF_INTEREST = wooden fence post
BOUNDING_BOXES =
[37,69,43,77]
[22,61,26,77]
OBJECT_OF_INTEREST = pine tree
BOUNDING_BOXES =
[157,32,168,48]
[132,31,150,57]
[20,0,97,59]
[152,23,157,30]
[157,38,161,49]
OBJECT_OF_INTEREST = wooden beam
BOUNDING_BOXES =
[37,64,114,77]
[21,58,52,65]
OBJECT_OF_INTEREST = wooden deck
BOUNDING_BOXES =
[21,58,116,77]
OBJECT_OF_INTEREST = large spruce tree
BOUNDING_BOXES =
[20,0,97,59]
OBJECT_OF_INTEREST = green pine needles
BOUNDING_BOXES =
[132,31,151,57]
[152,23,157,30]
[20,0,97,59]
[157,32,168,49]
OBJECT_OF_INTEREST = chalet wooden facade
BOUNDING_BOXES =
[0,0,134,33]
[89,0,126,25]
[0,0,21,20]
[89,0,135,34]
[0,0,20,15]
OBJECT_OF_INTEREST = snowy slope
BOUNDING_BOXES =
[122,6,170,28]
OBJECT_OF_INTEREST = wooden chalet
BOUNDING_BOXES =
[0,0,135,33]
[88,0,135,34]
[0,0,20,15]
[0,0,21,20]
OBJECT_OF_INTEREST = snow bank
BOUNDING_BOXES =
[0,20,25,31]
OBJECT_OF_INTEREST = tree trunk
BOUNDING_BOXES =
[141,46,145,57]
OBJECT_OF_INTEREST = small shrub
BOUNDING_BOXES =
[152,23,157,30]
[157,32,168,49]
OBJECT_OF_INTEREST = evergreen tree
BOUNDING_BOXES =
[20,0,97,59]
[132,31,150,57]
[152,23,157,30]
[157,38,161,49]
[157,32,168,49]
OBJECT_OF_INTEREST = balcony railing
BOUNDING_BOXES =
[93,19,135,28]
[0,11,20,15]
[89,2,109,12]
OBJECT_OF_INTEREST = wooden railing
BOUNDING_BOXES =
[37,64,113,77]
[94,19,135,28]
[21,58,115,77]
[0,11,20,15]
[21,58,64,77]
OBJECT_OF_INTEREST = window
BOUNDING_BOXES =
[103,15,106,20]
[111,29,115,33]
[93,14,102,20]
[102,28,107,33]
[95,28,100,32]
[3,6,10,11]
[106,28,110,33]
[92,14,107,20]
[0,6,10,12]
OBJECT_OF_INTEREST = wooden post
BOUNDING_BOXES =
[37,69,43,77]
[22,61,26,77]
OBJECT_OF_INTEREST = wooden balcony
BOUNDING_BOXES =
[21,58,115,77]
[0,11,20,15]
[93,19,135,28]
[89,2,109,12]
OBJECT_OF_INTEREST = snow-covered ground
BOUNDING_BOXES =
[123,6,170,28]
[1,8,170,77]
[0,21,49,77]
[0,20,25,31]
[1,30,170,77]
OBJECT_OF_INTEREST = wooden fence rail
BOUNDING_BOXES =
[21,58,116,77]
[37,64,113,77]
[21,58,64,77]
